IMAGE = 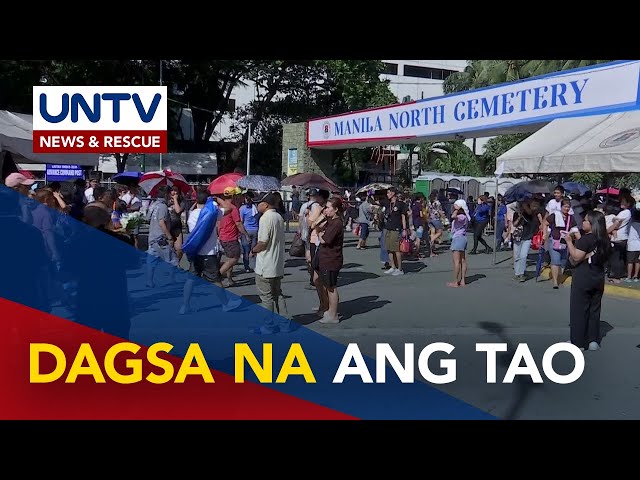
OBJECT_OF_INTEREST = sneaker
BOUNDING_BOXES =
[383,268,397,274]
[381,263,391,270]
[634,278,639,283]
[319,312,341,324]
[588,341,600,351]
[222,297,243,312]
[519,275,526,283]
[391,269,405,276]
[624,278,634,283]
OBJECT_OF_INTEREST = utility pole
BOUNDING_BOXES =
[246,122,251,176]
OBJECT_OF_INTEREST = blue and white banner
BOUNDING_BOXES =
[308,60,640,147]
[45,164,84,181]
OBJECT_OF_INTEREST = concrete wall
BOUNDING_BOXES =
[281,122,336,181]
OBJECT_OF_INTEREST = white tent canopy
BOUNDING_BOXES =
[0,110,98,166]
[496,110,640,174]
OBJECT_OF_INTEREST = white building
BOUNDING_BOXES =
[213,60,494,152]
[380,59,468,102]
[381,60,492,163]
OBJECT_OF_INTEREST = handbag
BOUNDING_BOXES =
[289,232,306,258]
[512,224,524,242]
[311,243,321,271]
[353,223,361,237]
[552,215,571,250]
[531,230,544,250]
[400,237,412,254]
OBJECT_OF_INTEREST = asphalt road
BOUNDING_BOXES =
[215,230,640,419]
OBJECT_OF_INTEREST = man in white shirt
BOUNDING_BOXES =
[179,190,242,314]
[120,186,142,212]
[250,192,294,334]
[607,195,633,281]
[546,185,574,215]
[84,178,98,203]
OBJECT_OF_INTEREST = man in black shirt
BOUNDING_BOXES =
[380,187,408,276]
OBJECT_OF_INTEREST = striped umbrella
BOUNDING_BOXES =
[139,169,191,197]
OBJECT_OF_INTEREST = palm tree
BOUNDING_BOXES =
[418,142,453,171]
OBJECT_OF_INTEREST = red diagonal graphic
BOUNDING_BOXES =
[0,298,356,420]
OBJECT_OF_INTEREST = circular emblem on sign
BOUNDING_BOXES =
[322,121,331,139]
[599,128,640,148]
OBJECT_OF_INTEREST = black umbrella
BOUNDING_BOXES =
[112,171,143,185]
[503,180,553,204]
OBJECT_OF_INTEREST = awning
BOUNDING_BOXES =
[98,153,218,176]
[0,110,99,167]
[496,111,640,174]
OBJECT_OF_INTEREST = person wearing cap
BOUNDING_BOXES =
[5,172,36,225]
[380,187,408,276]
[250,192,294,334]
[216,186,249,287]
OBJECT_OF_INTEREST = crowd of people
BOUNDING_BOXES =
[3,168,639,350]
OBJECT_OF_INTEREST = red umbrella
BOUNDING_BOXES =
[19,170,35,180]
[139,169,191,197]
[596,187,620,196]
[208,172,244,195]
[281,172,339,193]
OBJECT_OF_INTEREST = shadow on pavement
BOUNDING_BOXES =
[338,271,380,287]
[292,312,322,326]
[477,320,543,420]
[465,274,487,284]
[285,258,307,268]
[402,262,427,274]
[600,321,614,341]
[338,295,391,321]
[342,263,363,269]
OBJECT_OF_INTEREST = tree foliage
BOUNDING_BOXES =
[0,59,395,176]
[418,141,480,176]
[481,133,533,176]
[442,60,614,177]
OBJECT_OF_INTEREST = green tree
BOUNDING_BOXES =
[570,173,604,189]
[418,142,452,171]
[431,141,481,176]
[481,133,533,176]
[617,174,640,190]
[234,60,396,176]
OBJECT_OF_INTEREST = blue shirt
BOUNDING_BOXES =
[239,204,260,232]
[474,204,491,222]
[497,204,507,222]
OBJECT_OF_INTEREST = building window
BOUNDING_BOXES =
[403,65,458,80]
[382,62,399,75]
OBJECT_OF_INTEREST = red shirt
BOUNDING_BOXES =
[218,205,241,241]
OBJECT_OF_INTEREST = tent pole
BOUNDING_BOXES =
[493,175,499,265]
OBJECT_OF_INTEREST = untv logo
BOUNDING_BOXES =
[33,86,168,154]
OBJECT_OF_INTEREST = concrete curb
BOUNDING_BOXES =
[544,268,640,300]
